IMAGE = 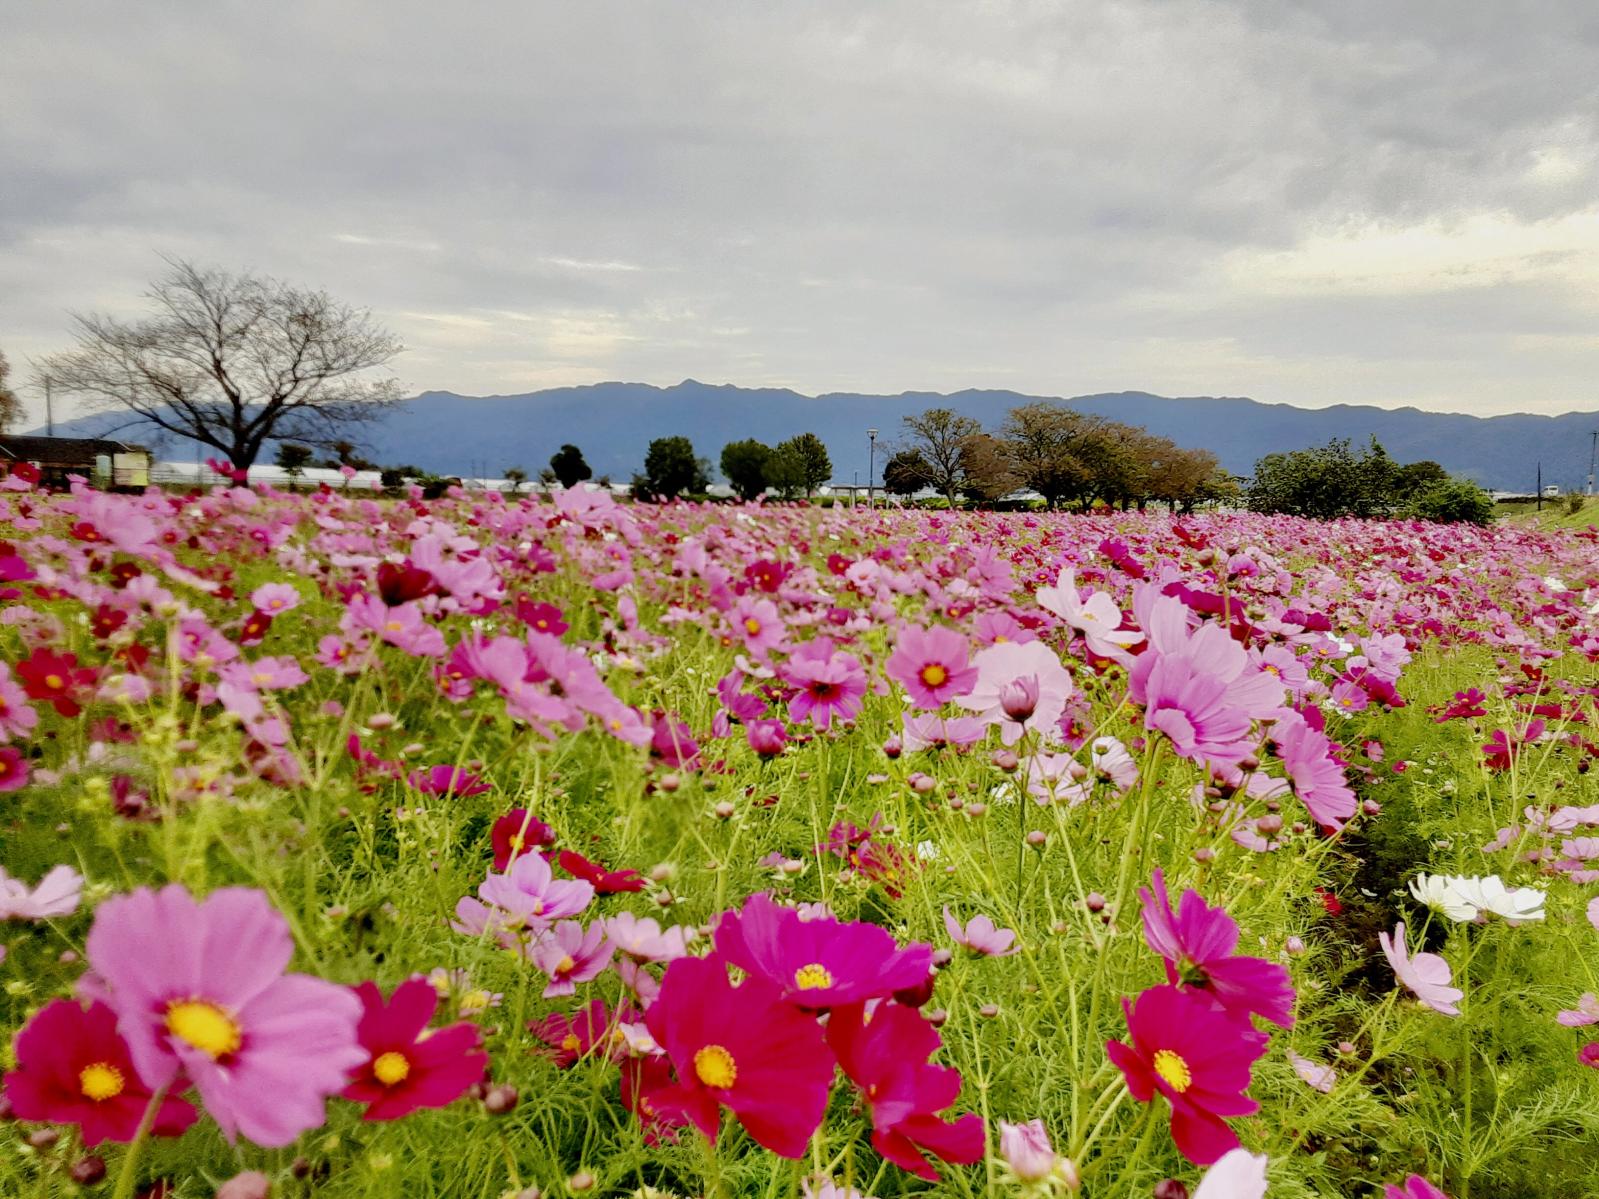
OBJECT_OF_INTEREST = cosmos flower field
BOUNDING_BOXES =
[2,479,1598,1199]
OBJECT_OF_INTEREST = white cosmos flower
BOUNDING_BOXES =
[1410,872,1545,923]
[1194,1148,1268,1199]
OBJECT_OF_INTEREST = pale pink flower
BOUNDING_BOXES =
[1036,568,1143,664]
[1286,1048,1336,1093]
[944,907,1018,956]
[605,912,693,962]
[1379,922,1463,1016]
[1194,1148,1269,1199]
[531,920,614,997]
[957,640,1073,745]
[1557,992,1599,1027]
[0,864,83,921]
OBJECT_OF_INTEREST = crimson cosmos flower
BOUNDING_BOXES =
[644,956,834,1157]
[1106,983,1269,1165]
[491,808,557,871]
[341,979,489,1121]
[558,849,646,894]
[3,999,197,1146]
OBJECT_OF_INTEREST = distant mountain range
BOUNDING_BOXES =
[28,381,1599,492]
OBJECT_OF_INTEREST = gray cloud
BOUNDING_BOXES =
[4,0,1599,426]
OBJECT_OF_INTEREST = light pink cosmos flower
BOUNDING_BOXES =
[944,907,1018,956]
[84,885,365,1147]
[1556,992,1599,1027]
[901,712,989,752]
[885,624,979,709]
[1379,922,1462,1017]
[0,663,40,742]
[478,851,595,929]
[342,593,447,657]
[531,919,614,997]
[957,640,1073,745]
[732,596,787,657]
[0,864,83,920]
[997,1118,1062,1182]
[606,912,694,962]
[1194,1148,1269,1199]
[1286,1048,1336,1093]
[1090,736,1139,794]
[1037,567,1143,664]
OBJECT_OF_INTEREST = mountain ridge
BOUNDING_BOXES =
[25,382,1599,492]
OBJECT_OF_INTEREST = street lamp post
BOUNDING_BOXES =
[1588,429,1597,497]
[867,428,878,510]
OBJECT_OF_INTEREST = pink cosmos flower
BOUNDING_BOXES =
[1580,1043,1599,1069]
[901,712,989,752]
[477,850,595,929]
[84,885,366,1146]
[1384,1177,1453,1199]
[1037,567,1143,664]
[886,624,979,709]
[1285,1048,1336,1093]
[531,919,614,997]
[713,892,933,1007]
[1139,869,1295,1028]
[957,640,1074,745]
[530,997,631,1067]
[943,907,1018,957]
[606,911,694,962]
[1379,922,1462,1017]
[732,596,787,656]
[249,582,301,614]
[1106,983,1269,1165]
[783,640,867,730]
[0,864,83,920]
[0,746,29,793]
[1269,710,1358,833]
[746,718,789,757]
[407,764,492,798]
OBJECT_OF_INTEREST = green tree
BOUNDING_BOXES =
[958,433,1018,505]
[1247,437,1399,519]
[720,439,772,501]
[1000,402,1100,508]
[1402,477,1496,526]
[275,442,313,486]
[1394,459,1449,498]
[636,436,708,500]
[901,407,982,505]
[549,444,592,489]
[773,432,831,497]
[503,466,528,495]
[762,441,808,499]
[882,449,934,497]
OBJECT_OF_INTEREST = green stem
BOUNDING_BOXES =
[110,1084,169,1199]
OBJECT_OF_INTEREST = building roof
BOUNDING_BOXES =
[0,435,142,465]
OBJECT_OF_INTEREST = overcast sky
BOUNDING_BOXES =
[5,1,1599,426]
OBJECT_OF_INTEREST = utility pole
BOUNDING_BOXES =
[44,374,54,436]
[1537,461,1542,512]
[1588,430,1597,497]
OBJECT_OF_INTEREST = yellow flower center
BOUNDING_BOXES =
[384,620,404,633]
[165,999,242,1060]
[920,663,948,688]
[460,989,492,1013]
[44,674,64,690]
[508,834,525,851]
[560,1034,582,1053]
[744,618,762,635]
[1152,1048,1192,1093]
[372,1051,411,1086]
[693,1044,738,1089]
[79,1062,125,1101]
[555,954,576,975]
[793,963,835,991]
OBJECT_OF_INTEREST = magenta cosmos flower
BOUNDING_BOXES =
[782,640,867,730]
[1106,983,1269,1165]
[1385,1177,1452,1199]
[84,885,366,1147]
[341,979,488,1121]
[1378,922,1462,1016]
[713,892,933,1006]
[1139,869,1294,1028]
[644,955,834,1157]
[1268,710,1358,833]
[886,624,979,709]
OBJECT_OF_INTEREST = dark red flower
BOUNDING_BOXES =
[491,808,557,870]
[376,561,440,606]
[341,979,489,1121]
[238,609,273,646]
[15,648,97,717]
[558,850,646,894]
[3,1000,197,1146]
[529,998,632,1067]
[514,598,569,636]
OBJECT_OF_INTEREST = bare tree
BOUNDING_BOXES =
[0,349,22,433]
[901,407,982,506]
[39,259,403,472]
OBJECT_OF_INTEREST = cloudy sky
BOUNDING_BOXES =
[5,1,1599,426]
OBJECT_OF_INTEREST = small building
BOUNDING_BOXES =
[0,436,151,490]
